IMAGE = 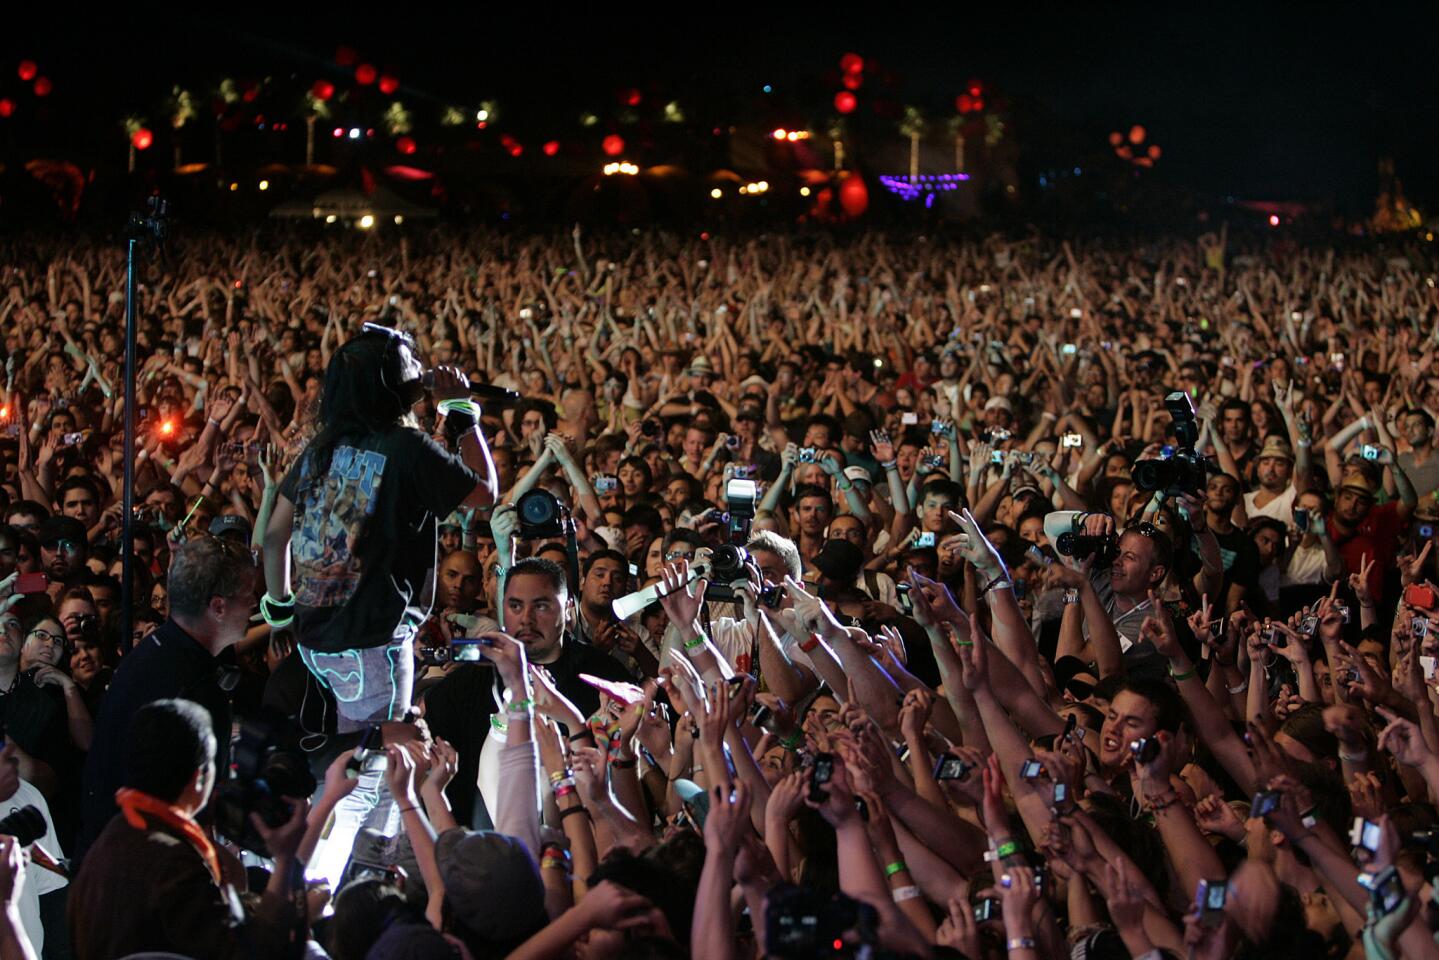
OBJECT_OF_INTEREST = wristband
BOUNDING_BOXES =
[1168,663,1197,682]
[880,459,898,470]
[554,784,576,799]
[506,697,535,714]
[541,843,570,861]
[980,574,1012,595]
[682,634,707,652]
[994,840,1023,860]
[1339,748,1369,763]
[799,633,821,653]
[1299,807,1319,829]
[778,730,803,751]
[548,770,569,784]
[540,857,569,870]
[1226,679,1249,694]
[558,805,589,821]
[1006,938,1037,952]
[437,398,482,419]
[1146,792,1180,812]
[891,885,922,902]
[260,592,296,629]
[884,860,908,878]
[610,757,637,770]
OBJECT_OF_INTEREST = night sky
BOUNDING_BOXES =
[6,4,1439,213]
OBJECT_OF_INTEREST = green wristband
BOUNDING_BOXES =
[884,861,908,878]
[682,634,707,651]
[1168,663,1197,682]
[995,840,1022,859]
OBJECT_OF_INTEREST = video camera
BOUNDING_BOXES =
[213,713,317,857]
[1131,391,1208,497]
[765,884,878,960]
[1054,529,1118,567]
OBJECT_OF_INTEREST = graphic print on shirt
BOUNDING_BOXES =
[292,445,388,608]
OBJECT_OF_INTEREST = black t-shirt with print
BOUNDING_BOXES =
[281,427,481,653]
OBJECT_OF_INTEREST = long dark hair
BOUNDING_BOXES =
[298,331,412,498]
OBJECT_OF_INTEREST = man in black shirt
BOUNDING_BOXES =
[423,557,630,827]
[78,537,257,858]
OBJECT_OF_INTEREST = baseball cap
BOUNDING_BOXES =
[843,466,873,486]
[37,515,86,547]
[812,539,864,582]
[983,396,1014,414]
[208,515,252,542]
[1256,436,1294,464]
[434,829,546,942]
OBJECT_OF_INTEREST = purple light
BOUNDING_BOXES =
[925,192,936,208]
[878,173,969,202]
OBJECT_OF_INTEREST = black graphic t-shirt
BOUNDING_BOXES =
[281,427,481,653]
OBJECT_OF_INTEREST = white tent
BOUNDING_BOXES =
[269,185,436,221]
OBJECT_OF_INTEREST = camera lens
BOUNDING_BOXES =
[519,490,558,527]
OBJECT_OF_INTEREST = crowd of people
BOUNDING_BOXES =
[0,221,1438,958]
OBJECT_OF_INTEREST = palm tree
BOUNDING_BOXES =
[167,87,196,170]
[946,115,966,173]
[899,106,925,182]
[302,91,331,166]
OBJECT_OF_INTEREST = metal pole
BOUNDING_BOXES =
[120,237,138,648]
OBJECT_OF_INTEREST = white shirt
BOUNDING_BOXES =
[0,780,65,954]
[1243,485,1297,524]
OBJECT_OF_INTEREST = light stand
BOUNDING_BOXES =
[120,196,169,648]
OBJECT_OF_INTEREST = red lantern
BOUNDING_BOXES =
[834,91,857,114]
[332,127,344,138]
[1108,131,1123,146]
[16,60,36,82]
[1116,145,1133,160]
[241,84,259,103]
[972,98,984,111]
[32,77,51,97]
[396,136,416,155]
[601,134,625,156]
[312,80,335,102]
[623,87,642,107]
[378,74,399,95]
[840,52,864,75]
[335,45,358,66]
[543,140,560,157]
[1147,144,1161,160]
[1128,124,1145,145]
[956,94,972,113]
[355,63,377,85]
[131,128,154,151]
[842,73,862,91]
[968,80,983,97]
[0,99,12,118]
[838,174,869,218]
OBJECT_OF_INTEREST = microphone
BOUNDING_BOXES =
[611,561,710,621]
[420,371,521,405]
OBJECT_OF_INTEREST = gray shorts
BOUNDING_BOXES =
[299,638,414,732]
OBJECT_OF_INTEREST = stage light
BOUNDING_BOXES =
[394,215,404,225]
[476,108,489,122]
[1268,214,1280,227]
[229,182,238,192]
[602,134,625,156]
[355,63,377,85]
[710,188,722,199]
[332,127,344,138]
[325,215,338,223]
[800,186,811,196]
[543,140,560,156]
[131,128,154,151]
[350,128,362,139]
[159,420,175,437]
[258,180,269,191]
[358,214,375,229]
[773,128,787,140]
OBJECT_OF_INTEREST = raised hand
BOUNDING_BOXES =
[657,560,707,635]
[869,429,895,464]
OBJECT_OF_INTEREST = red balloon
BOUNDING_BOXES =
[1108,131,1123,146]
[1128,124,1146,145]
[378,74,399,95]
[957,94,973,113]
[1148,144,1161,159]
[32,77,51,97]
[838,173,868,218]
[601,134,625,156]
[543,140,560,157]
[396,136,417,155]
[842,73,862,91]
[131,128,154,151]
[834,91,857,114]
[0,99,12,118]
[355,63,377,85]
[312,80,335,102]
[16,60,36,82]
[335,45,358,66]
[840,52,864,75]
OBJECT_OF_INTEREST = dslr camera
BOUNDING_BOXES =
[1132,392,1208,496]
[213,713,318,856]
[706,479,769,604]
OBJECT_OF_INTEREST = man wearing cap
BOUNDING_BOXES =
[811,538,899,623]
[430,828,549,955]
[1240,436,1309,524]
[825,516,900,610]
[207,515,252,543]
[37,516,88,597]
[1329,447,1417,602]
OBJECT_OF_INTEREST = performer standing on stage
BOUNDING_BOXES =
[261,323,498,731]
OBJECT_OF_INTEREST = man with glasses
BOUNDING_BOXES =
[0,612,69,804]
[0,525,18,580]
[36,516,88,595]
[78,537,258,857]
